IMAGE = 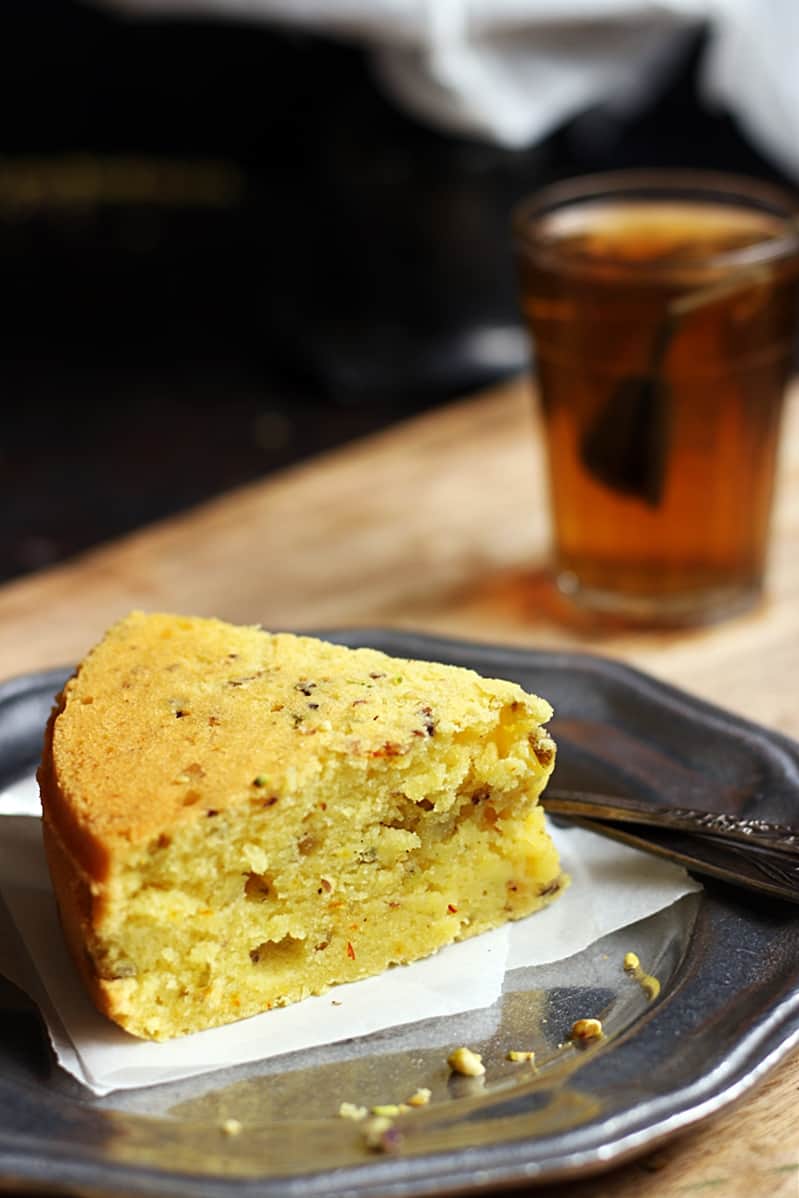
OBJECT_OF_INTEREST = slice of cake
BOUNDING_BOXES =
[38,612,563,1040]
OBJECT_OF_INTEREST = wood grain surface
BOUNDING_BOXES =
[1,375,798,1196]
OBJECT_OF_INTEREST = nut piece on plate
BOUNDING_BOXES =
[570,1018,604,1044]
[447,1046,486,1077]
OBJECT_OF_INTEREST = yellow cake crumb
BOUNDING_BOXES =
[405,1088,432,1107]
[623,951,661,1000]
[506,1050,536,1063]
[362,1115,397,1152]
[338,1102,368,1121]
[447,1046,486,1077]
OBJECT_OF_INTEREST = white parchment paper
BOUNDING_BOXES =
[0,773,700,1095]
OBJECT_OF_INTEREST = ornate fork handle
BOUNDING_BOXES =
[667,809,799,852]
[542,789,799,857]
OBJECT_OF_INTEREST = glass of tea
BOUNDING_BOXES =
[514,170,799,625]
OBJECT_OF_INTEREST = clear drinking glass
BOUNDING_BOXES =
[514,170,799,625]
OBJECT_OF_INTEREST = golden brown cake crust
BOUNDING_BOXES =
[39,612,554,882]
[40,817,119,1025]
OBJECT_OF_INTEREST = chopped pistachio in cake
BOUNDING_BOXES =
[38,611,564,1040]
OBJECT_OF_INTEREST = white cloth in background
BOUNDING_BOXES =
[92,0,799,181]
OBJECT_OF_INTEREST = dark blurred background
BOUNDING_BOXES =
[1,1,794,583]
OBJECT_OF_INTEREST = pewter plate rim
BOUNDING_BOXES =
[1,628,798,1197]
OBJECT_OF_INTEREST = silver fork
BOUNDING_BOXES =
[541,788,799,904]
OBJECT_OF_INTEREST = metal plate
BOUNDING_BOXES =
[1,629,798,1197]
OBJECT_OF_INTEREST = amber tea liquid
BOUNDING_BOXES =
[516,184,799,623]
